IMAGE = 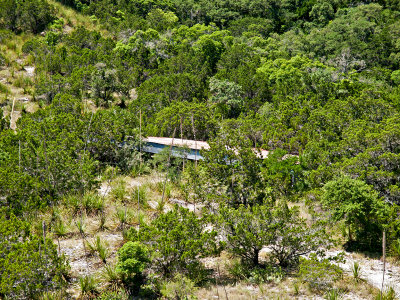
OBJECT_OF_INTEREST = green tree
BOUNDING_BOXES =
[203,133,267,207]
[219,202,328,268]
[0,215,69,299]
[136,73,205,117]
[116,241,150,293]
[322,176,385,248]
[92,64,120,107]
[218,203,274,267]
[127,206,220,282]
[149,101,217,140]
[309,0,334,26]
[147,8,178,31]
[209,76,244,118]
[261,148,303,200]
[0,0,55,33]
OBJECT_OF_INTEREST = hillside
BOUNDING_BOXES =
[1,0,400,299]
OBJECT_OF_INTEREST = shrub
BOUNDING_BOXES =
[53,219,69,238]
[115,206,133,229]
[298,253,343,291]
[160,274,197,300]
[101,264,122,292]
[111,178,127,202]
[0,215,69,299]
[127,206,221,283]
[352,261,361,282]
[13,75,33,89]
[39,290,68,300]
[66,193,104,216]
[131,185,148,207]
[374,287,396,300]
[322,176,385,249]
[0,0,55,33]
[390,238,400,259]
[0,52,6,66]
[65,194,81,215]
[22,39,42,54]
[116,241,150,293]
[98,213,108,231]
[227,259,283,284]
[324,289,342,300]
[75,217,86,236]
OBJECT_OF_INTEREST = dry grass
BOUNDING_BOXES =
[0,32,36,127]
[195,273,380,300]
[47,0,109,36]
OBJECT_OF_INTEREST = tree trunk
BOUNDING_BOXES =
[253,249,259,266]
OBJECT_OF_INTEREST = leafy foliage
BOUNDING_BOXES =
[219,202,328,268]
[0,0,55,33]
[298,253,343,291]
[322,176,387,249]
[0,215,69,299]
[127,206,221,282]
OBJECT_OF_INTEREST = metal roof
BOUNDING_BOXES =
[143,136,270,159]
[144,137,210,151]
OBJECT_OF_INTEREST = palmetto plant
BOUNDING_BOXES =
[87,236,109,264]
[352,261,361,282]
[79,275,98,298]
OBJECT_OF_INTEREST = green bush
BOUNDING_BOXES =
[0,0,55,33]
[116,241,150,293]
[324,289,342,300]
[87,236,109,264]
[0,215,69,299]
[127,206,221,283]
[22,39,42,54]
[13,75,33,89]
[101,263,122,292]
[65,194,81,215]
[374,287,396,300]
[53,219,69,238]
[160,274,197,300]
[66,192,104,216]
[110,178,127,202]
[82,192,105,215]
[390,238,400,259]
[0,52,6,66]
[132,185,148,207]
[115,206,134,228]
[298,253,343,291]
[322,176,385,249]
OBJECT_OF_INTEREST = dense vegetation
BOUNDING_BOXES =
[1,0,400,298]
